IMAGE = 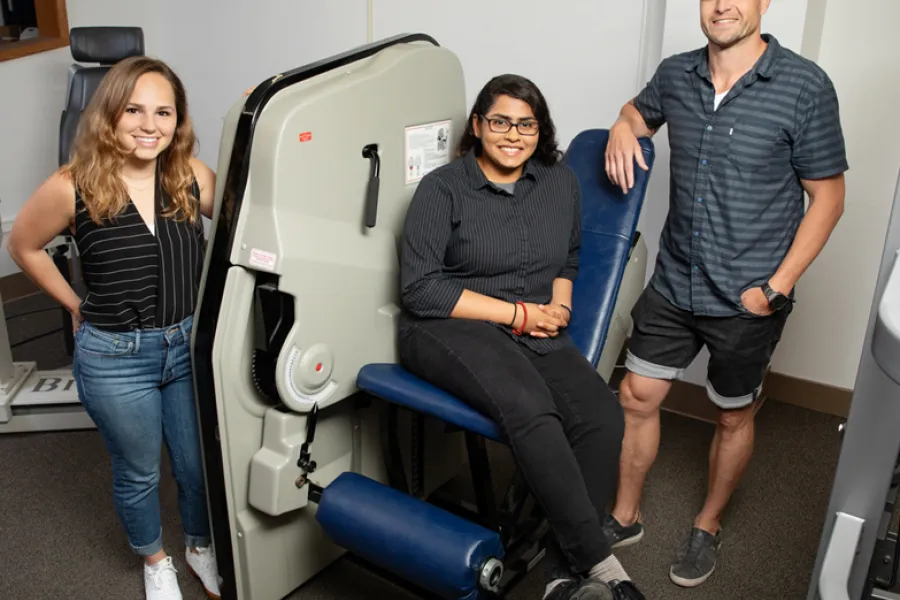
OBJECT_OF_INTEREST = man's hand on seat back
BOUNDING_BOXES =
[606,114,651,195]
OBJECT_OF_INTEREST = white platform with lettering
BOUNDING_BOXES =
[0,362,94,433]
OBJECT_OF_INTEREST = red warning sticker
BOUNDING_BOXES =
[299,132,312,142]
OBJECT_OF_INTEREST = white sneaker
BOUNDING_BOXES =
[144,556,182,600]
[186,545,221,599]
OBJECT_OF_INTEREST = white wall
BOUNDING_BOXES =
[0,0,369,277]
[0,0,656,276]
[3,0,892,393]
[372,0,651,150]
[0,47,72,277]
[769,0,900,389]
[633,0,812,388]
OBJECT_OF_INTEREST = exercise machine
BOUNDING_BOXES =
[193,34,653,600]
[808,167,900,600]
[0,27,144,434]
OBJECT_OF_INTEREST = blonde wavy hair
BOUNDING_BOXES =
[64,56,198,225]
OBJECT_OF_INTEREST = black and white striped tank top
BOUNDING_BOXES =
[73,178,205,331]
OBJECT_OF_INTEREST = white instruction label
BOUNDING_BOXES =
[404,120,452,184]
[249,248,277,271]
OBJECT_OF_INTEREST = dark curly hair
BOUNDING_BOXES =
[456,74,562,166]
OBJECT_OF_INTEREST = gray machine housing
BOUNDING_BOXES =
[195,38,468,600]
[193,36,647,600]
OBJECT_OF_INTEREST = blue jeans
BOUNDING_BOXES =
[73,314,211,557]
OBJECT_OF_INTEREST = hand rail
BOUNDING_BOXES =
[819,512,865,600]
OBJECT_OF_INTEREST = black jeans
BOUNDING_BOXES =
[397,317,624,574]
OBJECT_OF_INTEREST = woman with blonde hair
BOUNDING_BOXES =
[8,56,220,600]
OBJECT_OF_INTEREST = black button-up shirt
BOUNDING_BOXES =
[634,34,849,316]
[400,149,581,354]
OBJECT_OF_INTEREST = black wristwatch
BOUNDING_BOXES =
[762,282,790,311]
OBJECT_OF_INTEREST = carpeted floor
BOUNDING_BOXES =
[0,291,852,599]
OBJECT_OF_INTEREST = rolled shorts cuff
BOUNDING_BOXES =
[625,350,684,381]
[131,530,164,558]
[706,380,761,410]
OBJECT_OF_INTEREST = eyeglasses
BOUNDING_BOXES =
[480,115,539,136]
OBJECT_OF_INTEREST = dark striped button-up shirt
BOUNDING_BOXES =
[634,34,849,316]
[73,180,206,331]
[400,149,581,354]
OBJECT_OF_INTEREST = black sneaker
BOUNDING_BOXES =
[669,527,722,587]
[544,577,614,600]
[601,514,645,549]
[610,580,646,600]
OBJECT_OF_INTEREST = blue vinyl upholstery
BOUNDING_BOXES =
[357,363,503,441]
[356,129,654,442]
[316,471,504,599]
[565,129,655,365]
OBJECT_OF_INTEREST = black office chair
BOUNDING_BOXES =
[59,26,145,165]
[55,26,145,356]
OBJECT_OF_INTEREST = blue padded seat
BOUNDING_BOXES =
[357,363,503,441]
[357,129,655,440]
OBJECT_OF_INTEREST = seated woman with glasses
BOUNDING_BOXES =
[397,74,646,600]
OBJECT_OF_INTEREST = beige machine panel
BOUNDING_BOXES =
[205,40,469,600]
[231,42,466,414]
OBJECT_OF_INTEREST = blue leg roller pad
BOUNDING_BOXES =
[316,472,505,599]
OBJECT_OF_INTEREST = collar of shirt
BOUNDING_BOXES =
[462,148,541,190]
[686,32,782,83]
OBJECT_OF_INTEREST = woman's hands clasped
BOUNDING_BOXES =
[515,303,569,338]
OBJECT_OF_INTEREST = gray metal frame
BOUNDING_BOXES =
[808,169,900,600]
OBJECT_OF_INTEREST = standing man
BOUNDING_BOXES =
[602,0,848,588]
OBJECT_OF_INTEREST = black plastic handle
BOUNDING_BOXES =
[297,403,319,473]
[306,403,319,445]
[362,144,380,228]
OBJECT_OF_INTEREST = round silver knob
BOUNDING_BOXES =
[479,557,503,593]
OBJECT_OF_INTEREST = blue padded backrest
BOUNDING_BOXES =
[562,129,655,367]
